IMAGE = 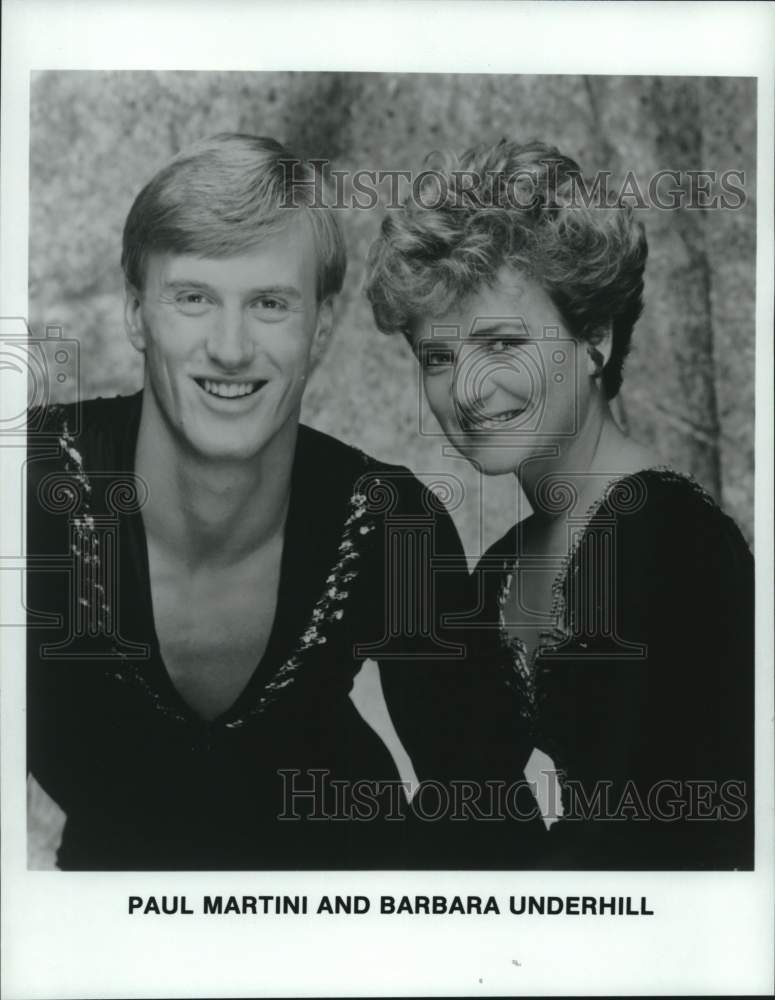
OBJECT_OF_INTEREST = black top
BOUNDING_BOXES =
[473,469,755,870]
[27,392,538,870]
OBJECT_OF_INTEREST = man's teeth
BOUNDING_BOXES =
[202,379,259,398]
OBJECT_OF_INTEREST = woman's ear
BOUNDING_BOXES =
[586,322,613,377]
[124,282,146,353]
[309,297,334,369]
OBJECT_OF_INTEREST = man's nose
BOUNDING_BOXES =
[205,307,255,369]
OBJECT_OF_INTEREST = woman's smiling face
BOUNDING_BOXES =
[413,267,593,476]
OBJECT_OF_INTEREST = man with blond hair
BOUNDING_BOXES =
[27,134,536,870]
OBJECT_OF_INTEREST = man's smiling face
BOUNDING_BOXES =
[125,219,330,463]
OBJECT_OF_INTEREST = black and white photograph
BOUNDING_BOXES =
[2,1,773,997]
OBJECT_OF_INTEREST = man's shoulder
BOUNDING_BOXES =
[298,423,404,474]
[28,392,142,444]
[297,424,442,519]
[27,392,141,494]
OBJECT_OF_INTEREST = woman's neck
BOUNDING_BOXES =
[516,391,660,528]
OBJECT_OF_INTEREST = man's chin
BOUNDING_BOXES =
[179,429,272,465]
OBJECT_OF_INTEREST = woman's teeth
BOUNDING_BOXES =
[482,410,522,424]
[466,408,524,428]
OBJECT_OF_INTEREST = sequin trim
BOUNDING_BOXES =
[224,486,378,727]
[495,467,721,775]
[49,406,383,728]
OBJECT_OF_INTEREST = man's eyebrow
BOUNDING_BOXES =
[162,279,303,299]
[162,279,218,292]
[248,284,303,300]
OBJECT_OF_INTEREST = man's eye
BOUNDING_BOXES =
[175,293,211,314]
[254,297,287,312]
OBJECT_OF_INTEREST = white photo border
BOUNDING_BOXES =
[2,2,773,997]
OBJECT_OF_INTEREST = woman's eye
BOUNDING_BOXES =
[421,346,455,372]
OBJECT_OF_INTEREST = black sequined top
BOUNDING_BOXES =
[27,392,536,870]
[473,469,755,869]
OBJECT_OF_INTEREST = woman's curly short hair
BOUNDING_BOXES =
[364,139,647,399]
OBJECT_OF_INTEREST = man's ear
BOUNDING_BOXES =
[309,297,334,369]
[124,282,146,353]
[585,322,613,377]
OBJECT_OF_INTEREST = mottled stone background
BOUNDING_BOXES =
[26,70,756,867]
[29,71,755,552]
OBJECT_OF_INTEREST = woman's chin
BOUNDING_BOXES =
[456,440,522,476]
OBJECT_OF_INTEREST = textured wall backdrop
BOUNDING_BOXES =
[29,71,756,552]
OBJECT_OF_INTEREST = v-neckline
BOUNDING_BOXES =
[132,512,291,728]
[492,465,691,681]
[120,398,341,729]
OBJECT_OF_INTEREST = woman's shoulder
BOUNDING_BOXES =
[570,468,753,648]
[474,466,752,616]
[596,466,732,520]
[590,467,752,575]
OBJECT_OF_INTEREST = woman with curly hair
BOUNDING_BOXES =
[365,140,754,869]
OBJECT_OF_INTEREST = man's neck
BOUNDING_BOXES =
[134,404,297,571]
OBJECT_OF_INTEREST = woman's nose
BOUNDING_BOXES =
[453,349,524,412]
